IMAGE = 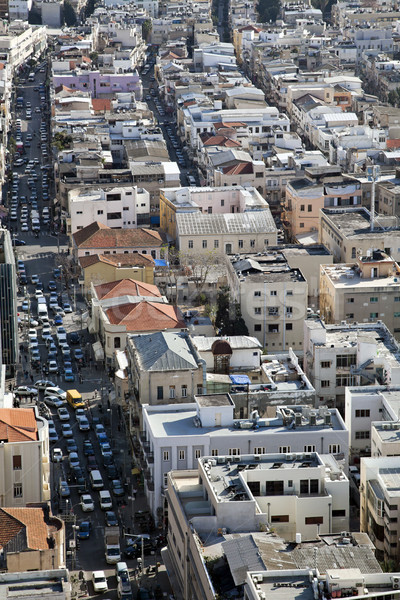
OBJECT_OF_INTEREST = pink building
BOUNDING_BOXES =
[52,70,142,99]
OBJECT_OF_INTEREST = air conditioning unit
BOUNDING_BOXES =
[254,455,261,461]
[209,459,217,466]
[233,456,240,462]
[252,574,263,583]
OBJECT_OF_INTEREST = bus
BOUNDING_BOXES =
[66,389,85,409]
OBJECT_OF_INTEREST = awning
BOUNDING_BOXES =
[230,374,251,385]
[115,369,127,380]
[92,341,104,361]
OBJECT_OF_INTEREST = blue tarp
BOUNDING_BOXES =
[154,259,167,267]
[230,374,251,385]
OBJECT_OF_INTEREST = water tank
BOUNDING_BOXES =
[296,532,302,544]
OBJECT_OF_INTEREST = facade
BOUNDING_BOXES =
[227,253,308,350]
[304,319,400,409]
[0,23,47,71]
[192,335,262,371]
[68,185,150,235]
[140,395,348,517]
[79,253,155,297]
[0,229,18,377]
[320,251,400,339]
[52,70,142,101]
[0,408,50,506]
[130,161,181,221]
[360,456,400,562]
[126,331,206,407]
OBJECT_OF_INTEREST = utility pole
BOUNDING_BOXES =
[367,164,380,232]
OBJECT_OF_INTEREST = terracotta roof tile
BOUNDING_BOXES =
[222,162,253,175]
[214,121,246,129]
[0,509,24,549]
[106,301,186,331]
[73,222,163,249]
[0,408,37,442]
[92,98,112,112]
[202,134,241,148]
[95,278,161,300]
[5,508,50,550]
[79,253,155,269]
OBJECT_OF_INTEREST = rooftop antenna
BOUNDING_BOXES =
[366,162,380,232]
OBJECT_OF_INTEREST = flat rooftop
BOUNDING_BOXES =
[321,263,400,288]
[195,394,234,407]
[321,208,399,239]
[373,421,400,442]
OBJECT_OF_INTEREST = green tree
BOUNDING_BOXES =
[257,0,280,23]
[63,0,77,26]
[142,19,152,42]
[53,131,73,151]
[215,287,248,335]
[84,0,96,18]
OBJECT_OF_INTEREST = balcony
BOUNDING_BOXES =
[146,452,154,464]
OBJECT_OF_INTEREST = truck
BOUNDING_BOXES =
[105,526,121,564]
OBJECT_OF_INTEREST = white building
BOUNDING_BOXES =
[68,185,150,234]
[140,394,349,518]
[0,407,50,506]
[0,22,47,71]
[8,0,31,20]
[192,336,262,371]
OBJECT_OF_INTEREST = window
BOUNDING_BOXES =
[163,451,170,461]
[300,204,305,212]
[336,374,351,387]
[238,240,243,249]
[254,447,265,454]
[195,449,201,459]
[329,444,341,454]
[211,449,219,456]
[188,240,193,249]
[305,516,323,525]
[321,361,331,368]
[332,509,346,517]
[169,386,175,399]
[370,297,378,303]
[13,455,21,470]
[229,448,240,456]
[355,409,370,418]
[286,290,293,296]
[214,240,219,249]
[279,446,290,453]
[271,515,289,522]
[347,297,354,303]
[286,323,293,331]
[346,313,354,319]
[179,450,185,460]
[395,297,400,302]
[321,380,330,388]
[270,290,277,296]
[268,307,279,316]
[97,210,104,215]
[308,204,312,212]
[250,240,255,248]
[370,312,378,319]
[208,207,212,214]
[114,337,121,349]
[202,240,207,249]
[254,307,261,315]
[13,483,23,498]
[221,199,224,207]
[300,223,304,228]
[336,354,356,368]
[351,247,356,259]
[355,431,370,439]
[181,385,187,398]
[254,324,261,331]
[163,473,168,487]
[304,445,316,452]
[197,385,203,395]
[157,386,163,400]
[268,325,279,333]
[254,291,261,297]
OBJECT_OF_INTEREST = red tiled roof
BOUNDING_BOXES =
[73,222,163,249]
[5,508,50,550]
[202,134,241,148]
[214,121,246,129]
[79,253,155,269]
[239,25,260,32]
[81,56,92,64]
[92,98,112,112]
[0,509,24,550]
[222,162,254,175]
[161,51,180,59]
[106,301,185,331]
[94,278,161,300]
[0,408,37,442]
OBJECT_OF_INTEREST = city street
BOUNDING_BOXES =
[7,64,171,599]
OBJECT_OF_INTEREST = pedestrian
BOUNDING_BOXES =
[30,374,34,383]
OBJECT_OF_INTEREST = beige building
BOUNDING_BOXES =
[176,210,277,255]
[79,253,155,298]
[280,244,333,306]
[227,253,308,350]
[319,207,400,263]
[360,456,400,562]
[0,506,64,572]
[0,408,50,506]
[130,161,181,218]
[320,250,400,339]
[126,331,206,410]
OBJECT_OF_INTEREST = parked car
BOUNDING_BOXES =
[14,386,38,398]
[92,571,108,593]
[105,511,118,527]
[81,494,95,512]
[77,521,92,540]
[52,447,63,462]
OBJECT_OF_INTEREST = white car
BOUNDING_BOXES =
[92,571,108,593]
[44,395,64,409]
[52,448,63,462]
[42,327,52,341]
[81,494,95,512]
[44,387,67,400]
[57,407,70,421]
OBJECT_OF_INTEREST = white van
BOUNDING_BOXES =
[38,304,48,319]
[99,490,113,510]
[90,469,104,490]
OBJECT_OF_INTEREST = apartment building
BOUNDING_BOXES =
[160,185,269,241]
[0,408,50,506]
[319,250,400,339]
[0,22,47,70]
[130,161,181,222]
[283,167,361,240]
[227,253,308,350]
[139,394,348,517]
[126,331,206,407]
[304,319,400,409]
[0,229,18,378]
[68,185,150,234]
[360,456,400,562]
[319,207,400,263]
[176,210,277,256]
